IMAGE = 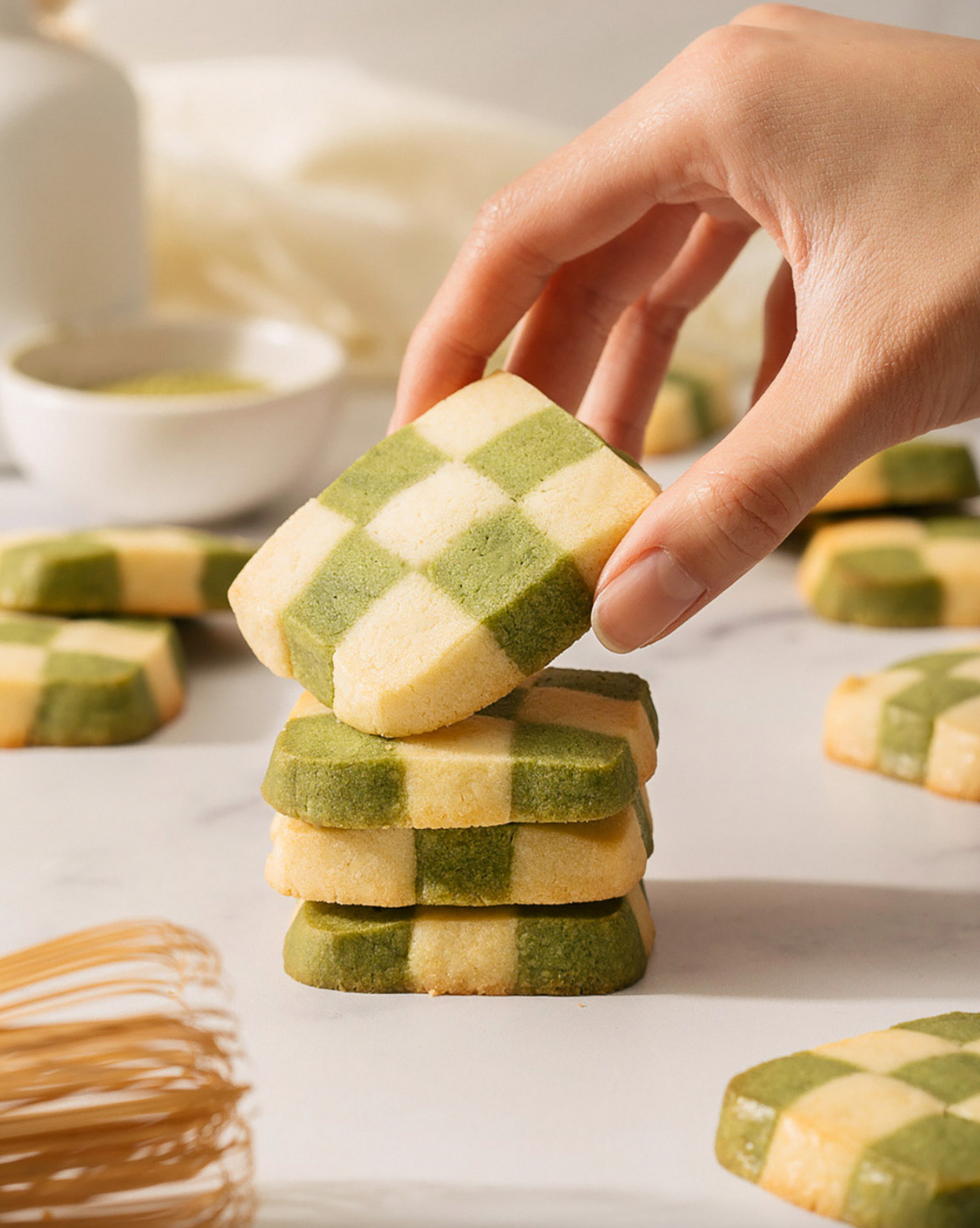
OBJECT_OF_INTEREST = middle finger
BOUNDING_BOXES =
[505,202,700,412]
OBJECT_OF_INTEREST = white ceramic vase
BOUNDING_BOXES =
[0,0,147,466]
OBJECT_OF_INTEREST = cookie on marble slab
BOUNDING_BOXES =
[825,645,980,799]
[799,516,980,626]
[0,527,255,616]
[266,788,652,908]
[716,1011,980,1227]
[283,882,654,995]
[0,611,184,746]
[262,667,658,830]
[230,372,660,736]
[814,440,980,514]
[642,366,733,456]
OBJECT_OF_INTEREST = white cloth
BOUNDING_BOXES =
[139,58,780,383]
[139,59,564,380]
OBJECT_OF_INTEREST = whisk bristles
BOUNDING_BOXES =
[0,919,254,1225]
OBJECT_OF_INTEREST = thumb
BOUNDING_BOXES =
[591,360,868,651]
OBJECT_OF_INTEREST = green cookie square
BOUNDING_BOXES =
[282,529,407,703]
[34,651,158,745]
[318,427,447,524]
[466,404,602,498]
[924,517,980,540]
[284,902,413,993]
[515,896,647,996]
[893,1053,980,1105]
[715,1053,859,1184]
[511,720,638,819]
[895,651,980,676]
[415,826,515,905]
[666,371,715,436]
[845,1115,980,1228]
[199,538,256,609]
[0,615,60,646]
[898,1014,980,1046]
[880,444,980,503]
[262,712,405,827]
[0,535,121,613]
[879,675,980,781]
[429,507,592,674]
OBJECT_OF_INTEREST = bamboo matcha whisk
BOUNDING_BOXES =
[0,919,254,1225]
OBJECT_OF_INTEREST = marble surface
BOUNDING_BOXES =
[2,393,980,1227]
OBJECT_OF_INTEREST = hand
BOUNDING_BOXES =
[389,6,980,650]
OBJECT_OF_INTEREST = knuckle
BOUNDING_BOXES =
[731,3,799,26]
[680,22,782,111]
[470,186,550,277]
[470,189,517,253]
[683,21,759,64]
[692,464,802,567]
[638,300,688,350]
[556,277,630,337]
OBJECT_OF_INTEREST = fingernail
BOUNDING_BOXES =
[592,549,705,652]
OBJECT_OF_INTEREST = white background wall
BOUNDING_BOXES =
[86,0,980,129]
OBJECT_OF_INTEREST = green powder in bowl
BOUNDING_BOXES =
[91,370,267,396]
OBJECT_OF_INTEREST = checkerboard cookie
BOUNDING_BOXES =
[825,646,980,799]
[266,788,652,907]
[0,611,184,746]
[262,668,658,829]
[0,527,255,616]
[283,882,655,995]
[799,516,980,626]
[716,1012,980,1226]
[230,372,660,736]
[814,441,979,514]
[642,366,733,456]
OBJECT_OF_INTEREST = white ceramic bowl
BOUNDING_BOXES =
[0,315,345,522]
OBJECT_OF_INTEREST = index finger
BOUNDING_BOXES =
[391,46,727,429]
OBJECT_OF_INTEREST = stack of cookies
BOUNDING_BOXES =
[231,372,662,995]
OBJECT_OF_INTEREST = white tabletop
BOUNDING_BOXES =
[2,393,979,1227]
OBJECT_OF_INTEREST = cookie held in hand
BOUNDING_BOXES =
[231,373,659,736]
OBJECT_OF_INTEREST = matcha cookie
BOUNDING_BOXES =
[283,882,654,995]
[642,366,733,456]
[716,1012,980,1226]
[0,527,255,616]
[0,612,184,746]
[825,645,980,799]
[263,668,658,829]
[230,372,659,736]
[267,788,652,908]
[814,440,979,514]
[799,516,980,626]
